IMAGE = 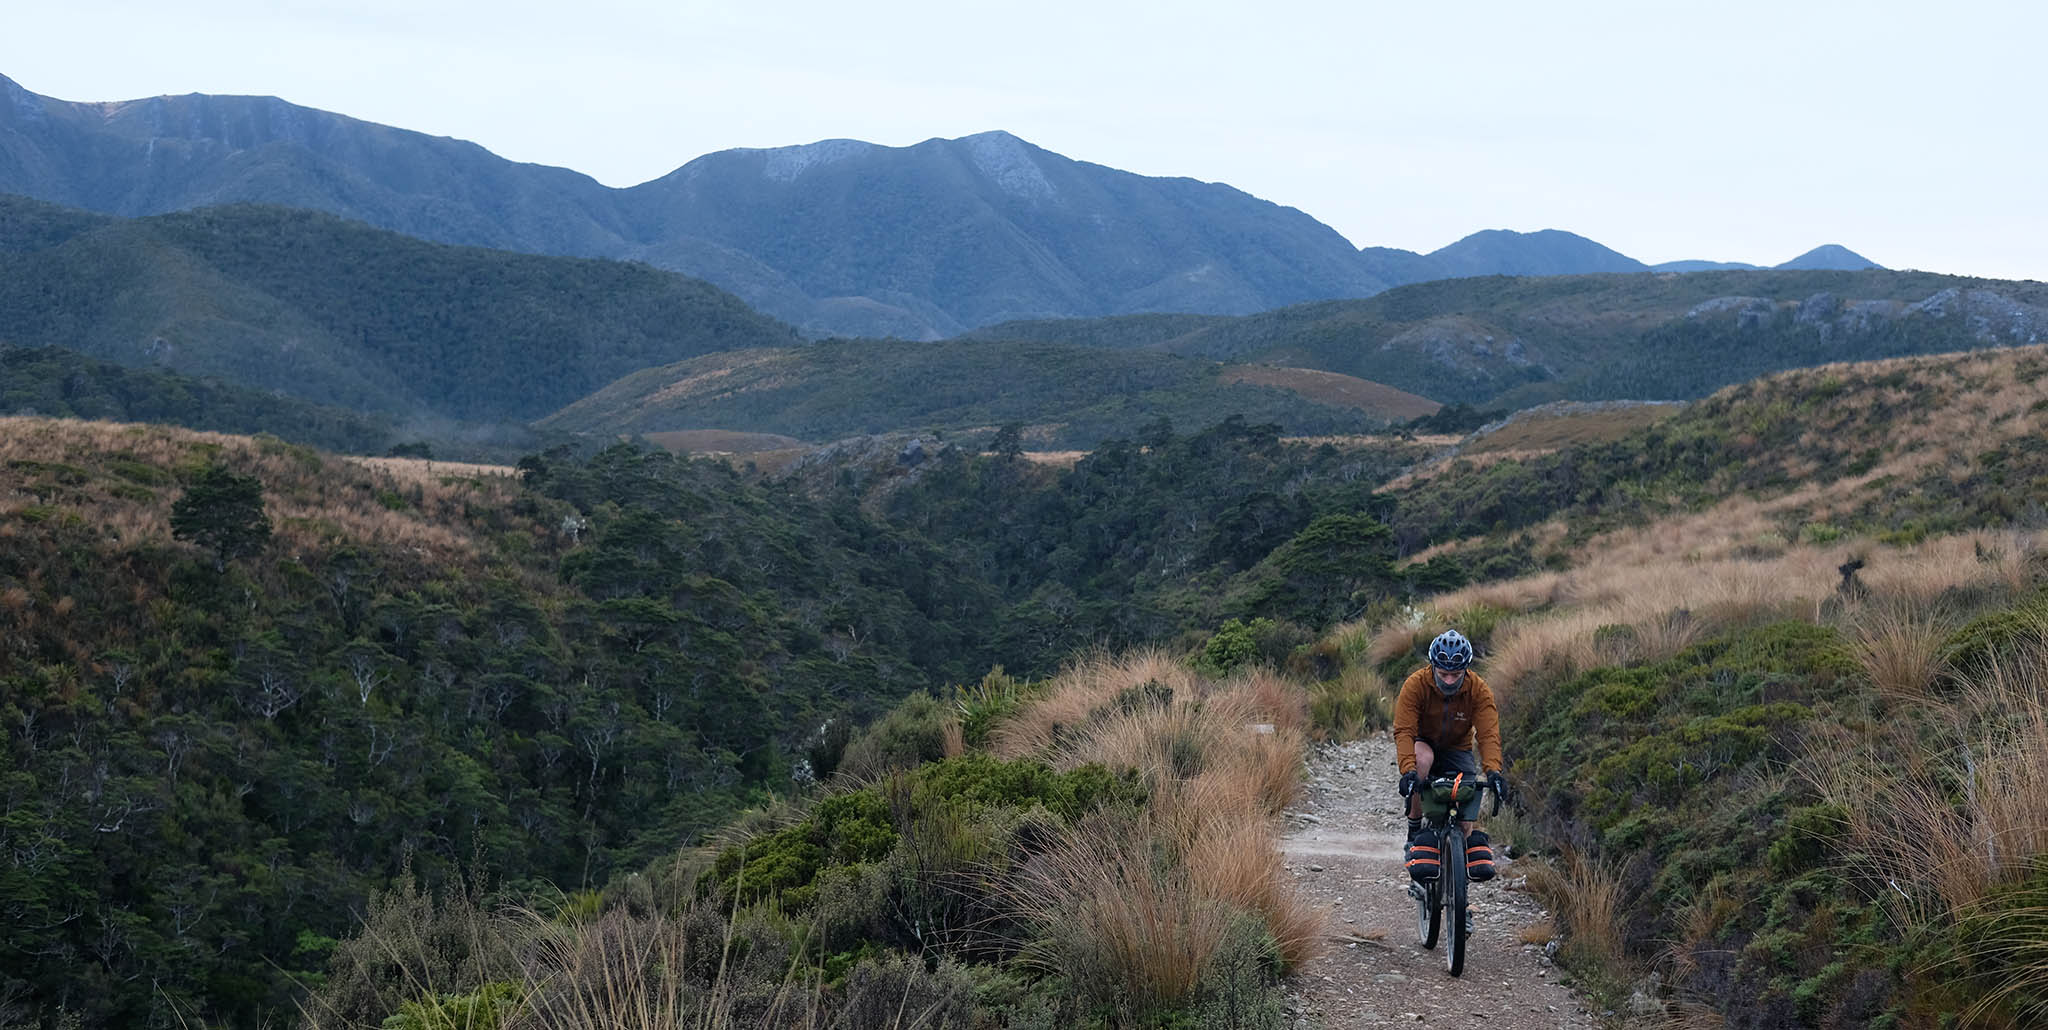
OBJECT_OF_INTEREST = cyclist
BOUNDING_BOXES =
[1395,629,1507,887]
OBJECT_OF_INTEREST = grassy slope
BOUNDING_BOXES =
[1217,365,1440,420]
[1378,344,2048,574]
[537,340,1392,449]
[1315,344,2048,1027]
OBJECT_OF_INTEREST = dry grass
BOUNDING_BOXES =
[0,416,524,573]
[1832,634,2048,924]
[344,456,518,482]
[1461,403,1683,456]
[309,880,967,1030]
[1662,879,1743,989]
[1306,667,1394,740]
[988,650,1325,994]
[1658,1002,1732,1030]
[1844,597,1961,702]
[1525,850,1626,966]
[1016,450,1089,468]
[1218,365,1441,420]
[1393,347,2048,572]
[1361,530,2047,703]
[988,650,1201,760]
[639,429,808,455]
[1517,919,1557,945]
[1181,813,1326,969]
[1010,815,1241,1010]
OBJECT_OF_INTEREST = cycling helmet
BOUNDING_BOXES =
[1428,629,1474,671]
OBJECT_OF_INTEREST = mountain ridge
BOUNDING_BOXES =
[0,74,1881,338]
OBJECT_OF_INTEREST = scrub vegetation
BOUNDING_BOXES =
[9,342,2048,1027]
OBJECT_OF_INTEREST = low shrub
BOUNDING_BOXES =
[837,692,959,783]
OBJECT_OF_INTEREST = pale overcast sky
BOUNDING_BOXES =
[6,0,2042,280]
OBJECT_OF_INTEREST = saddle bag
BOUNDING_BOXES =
[1405,828,1442,882]
[1466,829,1495,881]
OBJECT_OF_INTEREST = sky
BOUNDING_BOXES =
[6,0,2043,281]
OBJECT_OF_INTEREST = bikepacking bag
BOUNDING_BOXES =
[1406,828,1441,882]
[1466,829,1495,881]
[1422,773,1484,824]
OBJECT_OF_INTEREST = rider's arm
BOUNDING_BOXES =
[1392,667,1426,774]
[1471,675,1504,773]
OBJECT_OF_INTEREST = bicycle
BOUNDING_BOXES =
[1404,772,1503,976]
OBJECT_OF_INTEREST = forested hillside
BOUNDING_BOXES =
[1,344,400,454]
[0,421,999,1024]
[970,269,2048,407]
[538,341,1416,447]
[0,196,800,422]
[0,410,1456,1026]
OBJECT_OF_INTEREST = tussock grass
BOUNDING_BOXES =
[308,881,968,1030]
[1844,596,1960,702]
[0,416,520,572]
[1834,635,2048,924]
[1367,530,2047,706]
[1009,815,1239,1010]
[1663,878,1742,990]
[1307,667,1393,740]
[988,650,1200,759]
[989,649,1324,1002]
[1525,850,1626,967]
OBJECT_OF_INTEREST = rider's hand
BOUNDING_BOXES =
[1399,771,1418,798]
[1486,770,1507,799]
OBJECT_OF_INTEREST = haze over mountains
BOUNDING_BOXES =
[0,73,1879,340]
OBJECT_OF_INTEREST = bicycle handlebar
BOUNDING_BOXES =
[1424,774,1506,819]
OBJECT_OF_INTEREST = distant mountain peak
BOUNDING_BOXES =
[1776,244,1880,271]
[958,130,1055,199]
[1427,228,1646,278]
[752,138,876,182]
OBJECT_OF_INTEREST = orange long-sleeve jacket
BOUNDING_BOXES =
[1392,665,1504,775]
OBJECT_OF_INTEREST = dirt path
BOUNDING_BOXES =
[1282,733,1601,1029]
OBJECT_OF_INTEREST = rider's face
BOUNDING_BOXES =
[1434,667,1467,691]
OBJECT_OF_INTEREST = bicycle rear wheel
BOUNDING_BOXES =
[1445,825,1469,976]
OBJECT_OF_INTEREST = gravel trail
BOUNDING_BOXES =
[1282,734,1602,1030]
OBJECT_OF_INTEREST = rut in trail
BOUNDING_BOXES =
[1279,734,1601,1030]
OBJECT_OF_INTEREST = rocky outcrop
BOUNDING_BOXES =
[1687,288,2045,346]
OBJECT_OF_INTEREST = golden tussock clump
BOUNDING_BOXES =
[0,416,528,572]
[990,650,1326,991]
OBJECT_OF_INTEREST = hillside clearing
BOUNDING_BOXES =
[641,428,809,454]
[1220,366,1442,420]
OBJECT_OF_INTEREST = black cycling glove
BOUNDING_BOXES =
[1486,770,1507,799]
[1398,771,1418,797]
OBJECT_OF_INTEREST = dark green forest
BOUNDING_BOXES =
[0,413,1452,1026]
[0,196,801,422]
[969,269,2048,409]
[0,345,399,454]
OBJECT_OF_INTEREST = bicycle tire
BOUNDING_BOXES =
[1417,872,1439,948]
[1445,824,1469,976]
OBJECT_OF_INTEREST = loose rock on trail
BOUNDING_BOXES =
[1282,733,1600,1030]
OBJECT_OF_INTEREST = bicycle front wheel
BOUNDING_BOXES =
[1415,874,1439,948]
[1445,825,1469,976]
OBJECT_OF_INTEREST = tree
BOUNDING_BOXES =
[171,464,271,571]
